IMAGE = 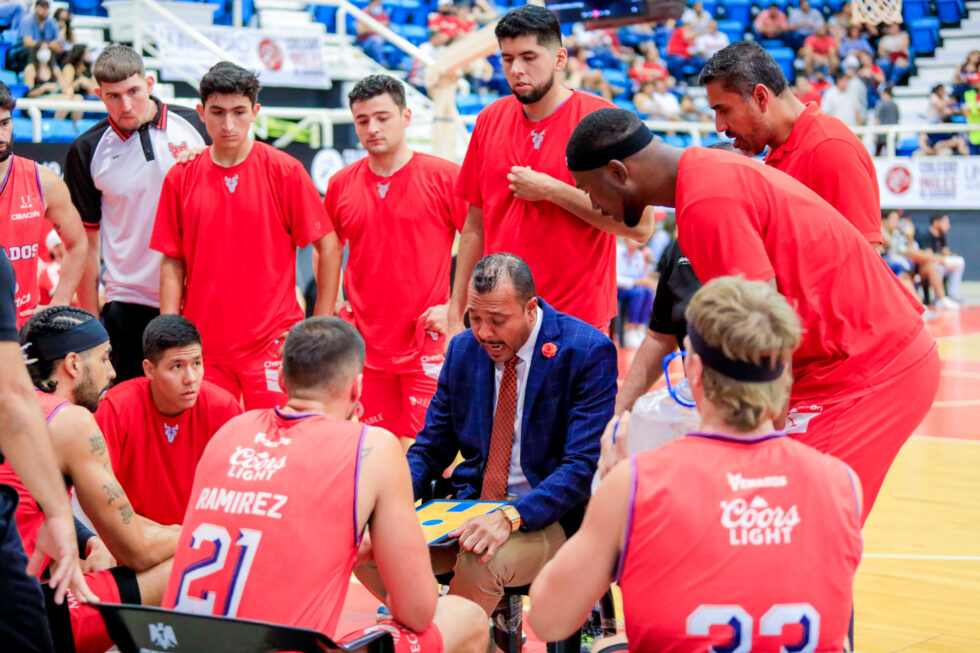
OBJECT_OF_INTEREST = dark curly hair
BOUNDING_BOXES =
[20,306,99,392]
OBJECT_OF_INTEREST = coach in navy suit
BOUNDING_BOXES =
[406,252,617,616]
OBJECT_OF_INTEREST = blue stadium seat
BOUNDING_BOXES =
[721,0,751,29]
[613,98,637,113]
[768,46,796,81]
[601,68,629,90]
[758,38,784,49]
[12,117,33,141]
[0,70,17,85]
[896,136,919,156]
[42,119,79,143]
[69,0,106,17]
[902,0,929,22]
[393,22,428,44]
[909,17,940,55]
[936,0,963,23]
[717,19,746,43]
[7,83,27,98]
[661,133,692,148]
[312,5,337,30]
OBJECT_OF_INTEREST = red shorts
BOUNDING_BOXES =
[46,567,138,653]
[787,327,940,523]
[339,620,443,653]
[360,336,444,439]
[206,336,287,411]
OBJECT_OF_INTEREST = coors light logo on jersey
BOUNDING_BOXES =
[721,495,800,546]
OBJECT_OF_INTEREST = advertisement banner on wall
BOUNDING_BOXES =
[153,24,331,89]
[876,157,980,209]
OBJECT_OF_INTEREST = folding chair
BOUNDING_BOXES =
[96,603,394,653]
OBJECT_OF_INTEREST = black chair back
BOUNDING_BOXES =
[96,603,394,653]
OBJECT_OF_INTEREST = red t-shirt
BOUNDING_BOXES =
[428,12,463,38]
[629,62,669,84]
[0,155,47,326]
[323,153,465,372]
[666,28,692,57]
[804,34,837,55]
[675,148,924,402]
[457,91,618,328]
[620,434,861,651]
[150,143,330,364]
[765,103,882,245]
[95,377,243,525]
[163,409,364,634]
[794,88,823,105]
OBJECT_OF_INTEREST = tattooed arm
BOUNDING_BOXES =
[48,405,178,571]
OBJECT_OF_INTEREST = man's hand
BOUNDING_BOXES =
[18,304,48,319]
[598,412,630,480]
[30,514,99,605]
[507,166,558,203]
[80,536,116,573]
[419,302,449,337]
[450,511,512,563]
[175,146,207,164]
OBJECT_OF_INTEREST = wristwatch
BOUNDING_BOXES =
[496,505,523,532]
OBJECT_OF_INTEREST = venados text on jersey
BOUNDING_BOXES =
[195,487,288,519]
[726,472,788,492]
[227,446,287,481]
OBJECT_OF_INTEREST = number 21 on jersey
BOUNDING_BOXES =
[173,524,263,617]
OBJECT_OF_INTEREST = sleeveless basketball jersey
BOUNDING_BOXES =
[0,390,72,570]
[163,408,365,635]
[619,433,862,652]
[0,156,47,326]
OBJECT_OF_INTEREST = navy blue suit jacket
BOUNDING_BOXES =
[407,298,617,537]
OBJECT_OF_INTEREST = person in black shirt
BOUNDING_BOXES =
[0,250,96,652]
[916,213,965,308]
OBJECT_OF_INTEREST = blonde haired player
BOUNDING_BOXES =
[528,277,863,652]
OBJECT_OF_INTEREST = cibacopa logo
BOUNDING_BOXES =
[148,622,178,649]
[721,495,800,546]
[886,165,912,194]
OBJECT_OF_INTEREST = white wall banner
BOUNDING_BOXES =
[876,156,980,209]
[154,24,331,89]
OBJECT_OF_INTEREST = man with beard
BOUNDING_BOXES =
[447,5,653,339]
[700,41,881,246]
[0,81,96,327]
[322,74,464,450]
[0,306,178,652]
[564,108,940,525]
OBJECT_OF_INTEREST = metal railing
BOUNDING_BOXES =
[14,98,354,149]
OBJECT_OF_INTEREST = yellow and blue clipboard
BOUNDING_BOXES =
[416,500,506,546]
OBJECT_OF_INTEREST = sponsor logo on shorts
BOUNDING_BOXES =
[362,623,422,652]
[726,472,787,492]
[531,129,546,150]
[255,431,291,448]
[408,395,431,409]
[377,181,390,198]
[264,359,282,393]
[164,424,178,444]
[227,446,287,481]
[721,495,800,546]
[148,622,178,649]
[421,353,445,380]
[224,174,239,193]
[196,487,288,519]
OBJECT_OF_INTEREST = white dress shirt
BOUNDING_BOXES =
[492,304,543,498]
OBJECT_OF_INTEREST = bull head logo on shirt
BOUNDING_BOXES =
[19,195,32,209]
[224,174,239,193]
[377,181,390,199]
[164,424,178,444]
[168,141,188,159]
[531,129,546,150]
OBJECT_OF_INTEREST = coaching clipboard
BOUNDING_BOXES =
[416,500,506,545]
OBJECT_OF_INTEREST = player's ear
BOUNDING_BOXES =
[64,351,83,380]
[352,372,364,406]
[251,102,262,118]
[554,46,568,72]
[403,107,412,127]
[142,358,154,379]
[752,83,770,111]
[196,103,205,122]
[608,160,630,185]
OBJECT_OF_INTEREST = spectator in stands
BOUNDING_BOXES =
[411,29,450,89]
[827,1,855,41]
[921,83,970,155]
[952,50,980,99]
[680,0,712,34]
[874,86,900,155]
[61,44,97,98]
[636,78,681,119]
[855,50,884,105]
[23,44,72,119]
[429,0,463,41]
[880,210,920,298]
[665,23,694,81]
[356,0,390,64]
[628,53,668,88]
[52,7,72,61]
[679,94,709,121]
[8,0,61,72]
[753,4,790,43]
[839,24,873,61]
[793,75,823,104]
[918,214,966,306]
[0,0,25,36]
[801,24,839,76]
[617,238,656,348]
[690,20,729,70]
[811,68,831,93]
[787,0,824,50]
[821,70,862,125]
[877,22,911,85]
[882,211,954,311]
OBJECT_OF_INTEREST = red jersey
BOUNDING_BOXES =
[619,433,862,652]
[458,92,617,328]
[0,390,72,571]
[765,103,882,244]
[95,377,243,525]
[675,147,924,402]
[150,143,330,364]
[0,156,47,326]
[163,409,364,634]
[323,153,464,372]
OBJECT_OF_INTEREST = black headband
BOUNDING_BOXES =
[30,319,109,362]
[566,125,653,172]
[687,323,785,383]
